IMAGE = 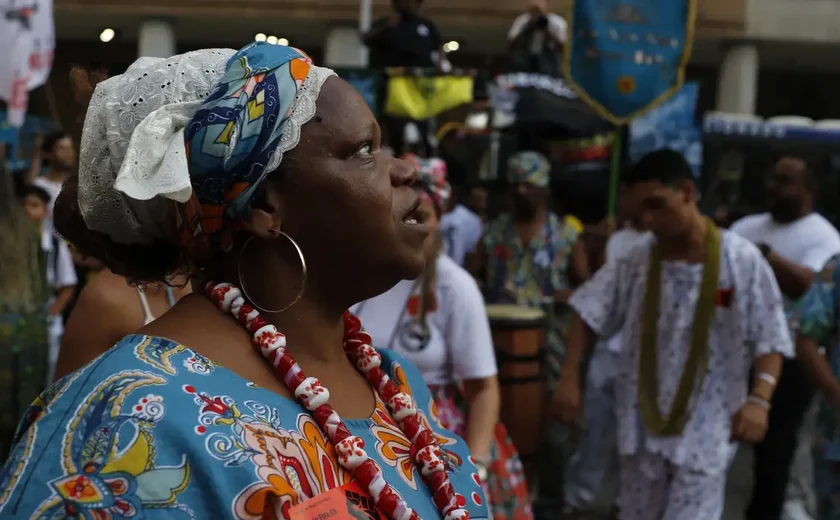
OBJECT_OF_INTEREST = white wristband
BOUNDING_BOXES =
[757,372,778,387]
[747,395,771,410]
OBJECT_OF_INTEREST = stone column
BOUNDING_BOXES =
[716,44,759,114]
[138,20,176,59]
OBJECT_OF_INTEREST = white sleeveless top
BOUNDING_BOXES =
[136,287,176,326]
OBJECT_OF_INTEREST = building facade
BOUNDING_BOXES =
[35,0,840,132]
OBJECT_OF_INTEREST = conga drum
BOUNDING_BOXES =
[486,304,546,487]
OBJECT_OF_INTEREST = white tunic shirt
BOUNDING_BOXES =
[569,231,793,474]
[352,254,497,386]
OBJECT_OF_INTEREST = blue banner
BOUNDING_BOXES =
[565,0,697,125]
[629,83,701,175]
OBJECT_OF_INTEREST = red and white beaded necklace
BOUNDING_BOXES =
[206,281,470,520]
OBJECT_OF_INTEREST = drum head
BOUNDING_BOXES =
[486,304,545,328]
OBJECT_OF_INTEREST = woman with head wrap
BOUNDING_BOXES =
[0,44,486,520]
[353,155,533,520]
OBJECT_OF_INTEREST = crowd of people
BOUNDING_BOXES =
[1,6,840,520]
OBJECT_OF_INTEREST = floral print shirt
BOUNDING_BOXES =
[483,212,577,308]
[569,231,793,474]
[483,212,578,383]
[0,335,488,519]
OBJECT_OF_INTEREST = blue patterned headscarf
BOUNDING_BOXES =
[179,42,335,256]
[507,151,551,188]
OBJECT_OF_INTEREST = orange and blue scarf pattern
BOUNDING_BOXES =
[180,42,316,257]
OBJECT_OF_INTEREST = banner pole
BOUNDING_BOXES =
[607,126,623,233]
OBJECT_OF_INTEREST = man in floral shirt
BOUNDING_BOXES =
[470,150,583,518]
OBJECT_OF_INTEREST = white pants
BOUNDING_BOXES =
[618,449,733,520]
[563,343,618,509]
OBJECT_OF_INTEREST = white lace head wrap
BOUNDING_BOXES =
[78,48,235,245]
[77,43,335,252]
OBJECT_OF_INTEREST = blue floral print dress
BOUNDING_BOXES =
[0,335,489,519]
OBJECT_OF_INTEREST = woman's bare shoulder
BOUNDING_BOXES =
[71,271,141,326]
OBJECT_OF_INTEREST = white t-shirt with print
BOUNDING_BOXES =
[440,205,483,267]
[351,254,497,386]
[569,231,793,474]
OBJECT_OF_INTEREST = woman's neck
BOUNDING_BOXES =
[265,294,349,365]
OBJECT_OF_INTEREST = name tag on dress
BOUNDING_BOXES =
[289,482,387,520]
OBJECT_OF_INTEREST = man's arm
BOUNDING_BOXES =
[545,14,567,48]
[508,14,541,49]
[750,353,783,403]
[731,244,795,443]
[559,313,597,383]
[763,251,817,300]
[558,259,626,382]
[552,257,625,424]
[50,240,78,317]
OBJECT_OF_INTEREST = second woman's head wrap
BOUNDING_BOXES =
[402,154,451,216]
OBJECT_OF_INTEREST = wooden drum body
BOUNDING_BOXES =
[487,304,546,487]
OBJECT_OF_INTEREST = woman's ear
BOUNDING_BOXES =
[242,184,284,239]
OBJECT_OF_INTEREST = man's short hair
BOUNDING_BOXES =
[773,154,816,186]
[16,183,51,204]
[623,149,694,188]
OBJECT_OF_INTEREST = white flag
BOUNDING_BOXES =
[0,0,55,128]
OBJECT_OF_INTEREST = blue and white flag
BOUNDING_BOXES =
[565,0,696,125]
[630,82,702,175]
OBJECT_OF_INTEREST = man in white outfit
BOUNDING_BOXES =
[554,150,792,520]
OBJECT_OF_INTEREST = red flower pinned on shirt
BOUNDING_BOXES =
[716,288,734,308]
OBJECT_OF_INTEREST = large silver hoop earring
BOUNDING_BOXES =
[237,230,307,314]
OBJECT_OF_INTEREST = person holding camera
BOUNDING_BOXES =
[508,0,567,77]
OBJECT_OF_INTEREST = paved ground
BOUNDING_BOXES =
[722,447,754,520]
